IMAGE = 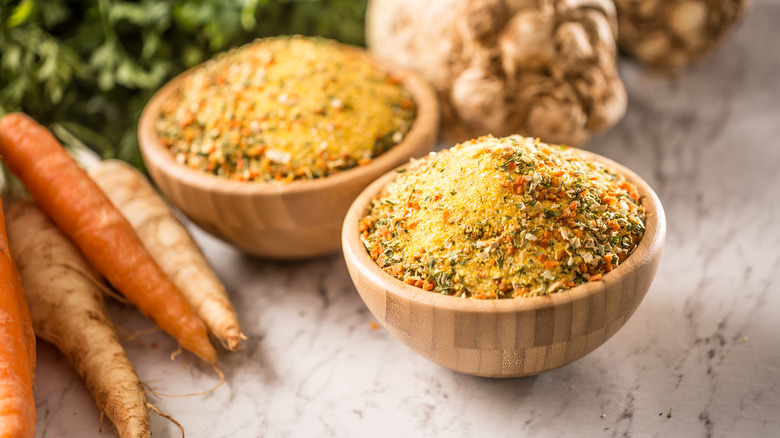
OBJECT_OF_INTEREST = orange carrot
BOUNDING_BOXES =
[0,113,215,363]
[89,160,244,350]
[0,196,35,438]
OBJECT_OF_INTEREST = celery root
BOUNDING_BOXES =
[367,0,626,146]
[615,0,750,72]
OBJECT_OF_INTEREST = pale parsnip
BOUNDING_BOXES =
[89,160,243,351]
[6,201,149,438]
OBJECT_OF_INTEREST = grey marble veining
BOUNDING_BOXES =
[33,1,780,436]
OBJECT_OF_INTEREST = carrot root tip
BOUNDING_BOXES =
[169,347,183,362]
[147,402,185,438]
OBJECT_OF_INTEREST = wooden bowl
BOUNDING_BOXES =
[138,56,439,259]
[342,149,665,378]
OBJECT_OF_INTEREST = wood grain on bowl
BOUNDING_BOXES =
[342,149,665,377]
[138,55,439,259]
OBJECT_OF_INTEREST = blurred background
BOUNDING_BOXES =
[0,0,368,168]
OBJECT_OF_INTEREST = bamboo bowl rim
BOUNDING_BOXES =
[138,46,440,199]
[342,147,666,315]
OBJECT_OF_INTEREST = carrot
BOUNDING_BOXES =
[0,196,35,438]
[0,113,215,363]
[6,201,150,438]
[89,160,244,350]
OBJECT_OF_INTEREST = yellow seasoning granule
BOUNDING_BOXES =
[157,36,416,182]
[360,135,646,299]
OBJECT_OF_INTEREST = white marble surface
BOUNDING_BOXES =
[33,2,780,437]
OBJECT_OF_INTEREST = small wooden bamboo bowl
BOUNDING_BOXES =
[342,149,666,378]
[138,53,439,259]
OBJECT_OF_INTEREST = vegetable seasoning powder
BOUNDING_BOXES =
[156,36,416,182]
[360,135,647,299]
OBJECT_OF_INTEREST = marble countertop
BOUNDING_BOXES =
[33,2,780,437]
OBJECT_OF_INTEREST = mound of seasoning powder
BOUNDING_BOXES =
[360,135,647,299]
[156,36,417,182]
